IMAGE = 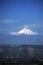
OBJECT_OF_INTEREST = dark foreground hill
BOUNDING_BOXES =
[0,45,43,65]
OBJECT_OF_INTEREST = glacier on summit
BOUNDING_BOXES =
[10,25,38,35]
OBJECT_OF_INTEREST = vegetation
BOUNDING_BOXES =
[0,45,43,65]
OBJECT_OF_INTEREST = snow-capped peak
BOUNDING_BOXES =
[10,25,38,35]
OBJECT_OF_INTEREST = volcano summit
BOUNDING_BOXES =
[10,25,38,35]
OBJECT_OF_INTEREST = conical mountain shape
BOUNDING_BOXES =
[10,25,38,35]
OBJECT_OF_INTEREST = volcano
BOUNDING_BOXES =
[10,25,38,35]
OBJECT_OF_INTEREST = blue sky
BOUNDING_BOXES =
[0,0,43,34]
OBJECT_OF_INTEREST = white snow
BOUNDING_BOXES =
[10,25,38,35]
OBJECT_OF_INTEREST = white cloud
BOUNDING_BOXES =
[10,25,38,35]
[27,23,43,28]
[4,19,17,22]
[10,32,19,35]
